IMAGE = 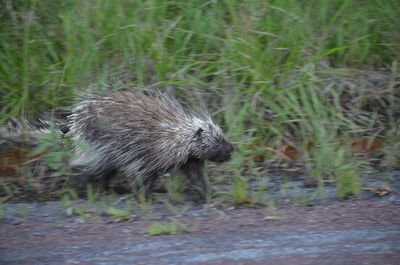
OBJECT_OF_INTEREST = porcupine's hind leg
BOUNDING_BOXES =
[70,146,118,191]
[181,158,208,201]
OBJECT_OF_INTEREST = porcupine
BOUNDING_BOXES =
[67,89,234,199]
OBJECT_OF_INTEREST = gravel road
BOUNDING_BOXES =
[1,200,400,265]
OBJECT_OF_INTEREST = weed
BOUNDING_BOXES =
[252,178,268,205]
[148,222,177,236]
[148,217,195,236]
[107,206,134,222]
[59,188,86,217]
[231,176,251,205]
[86,184,100,205]
[336,167,362,199]
[31,128,75,180]
[170,217,195,232]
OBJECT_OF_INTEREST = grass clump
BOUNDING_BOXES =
[336,167,362,199]
[231,176,251,205]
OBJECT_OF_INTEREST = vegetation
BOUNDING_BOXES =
[1,0,399,202]
[148,218,194,236]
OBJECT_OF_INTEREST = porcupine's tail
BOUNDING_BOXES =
[0,118,69,145]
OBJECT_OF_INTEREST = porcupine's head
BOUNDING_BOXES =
[143,90,234,166]
[189,120,234,163]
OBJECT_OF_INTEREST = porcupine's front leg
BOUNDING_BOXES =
[181,158,208,201]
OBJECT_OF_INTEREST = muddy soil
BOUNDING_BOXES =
[1,171,400,264]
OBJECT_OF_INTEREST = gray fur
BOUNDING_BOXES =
[68,90,234,199]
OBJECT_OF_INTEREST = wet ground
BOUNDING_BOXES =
[1,171,400,264]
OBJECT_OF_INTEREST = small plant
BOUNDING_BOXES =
[170,217,195,232]
[31,128,75,179]
[86,184,99,204]
[107,206,134,222]
[336,167,362,199]
[252,182,266,205]
[231,177,251,205]
[148,222,177,236]
[59,188,86,217]
[106,195,135,222]
[293,187,318,206]
[148,218,194,236]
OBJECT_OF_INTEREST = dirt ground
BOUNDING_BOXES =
[1,199,400,265]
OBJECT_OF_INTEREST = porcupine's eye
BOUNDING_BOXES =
[195,128,203,138]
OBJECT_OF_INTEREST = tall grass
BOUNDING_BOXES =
[1,0,399,199]
[1,0,398,118]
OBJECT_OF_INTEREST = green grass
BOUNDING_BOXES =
[231,176,251,205]
[148,217,194,236]
[148,222,178,236]
[336,167,362,199]
[1,0,399,201]
[1,0,398,118]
